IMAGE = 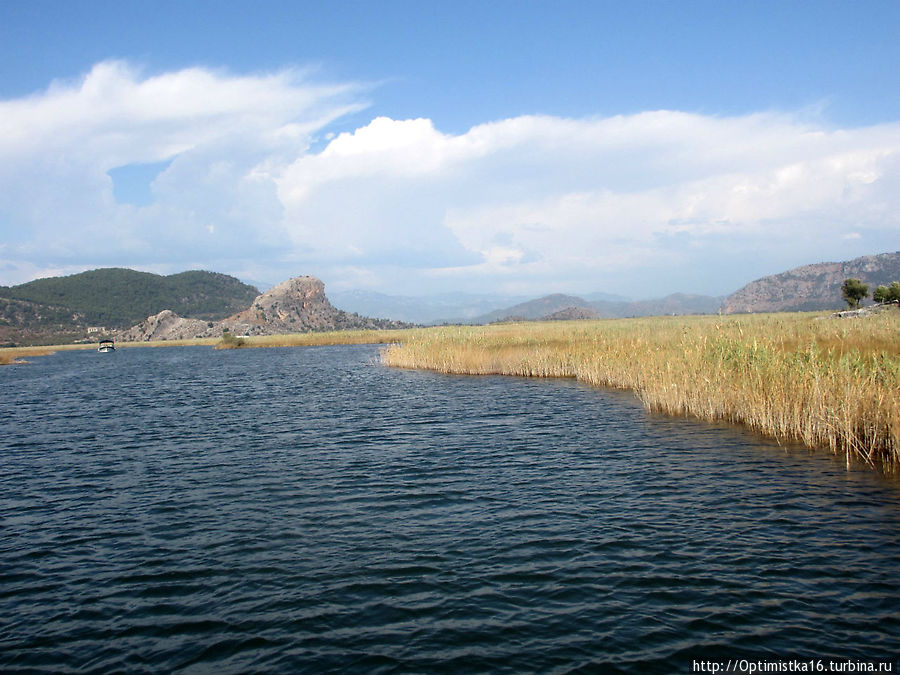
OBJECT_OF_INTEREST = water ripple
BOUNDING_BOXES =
[2,345,899,672]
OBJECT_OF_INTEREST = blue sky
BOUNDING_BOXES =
[1,1,899,297]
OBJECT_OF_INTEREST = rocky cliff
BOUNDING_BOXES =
[221,276,348,335]
[117,275,408,341]
[722,251,900,314]
[116,310,213,342]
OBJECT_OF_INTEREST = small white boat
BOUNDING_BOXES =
[98,339,115,352]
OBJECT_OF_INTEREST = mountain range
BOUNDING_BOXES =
[471,292,724,323]
[334,251,899,323]
[327,289,532,325]
[2,251,898,346]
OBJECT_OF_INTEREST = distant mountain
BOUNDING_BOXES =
[329,289,530,324]
[722,251,900,313]
[0,268,260,345]
[476,294,596,323]
[595,293,724,318]
[118,276,409,341]
[478,292,723,323]
[331,287,717,324]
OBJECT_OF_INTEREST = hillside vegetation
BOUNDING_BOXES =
[0,269,259,329]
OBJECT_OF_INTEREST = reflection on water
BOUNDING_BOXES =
[2,345,899,672]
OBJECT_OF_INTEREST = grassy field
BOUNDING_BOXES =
[213,329,412,349]
[381,311,900,473]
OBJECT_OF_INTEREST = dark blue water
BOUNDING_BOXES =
[2,345,899,673]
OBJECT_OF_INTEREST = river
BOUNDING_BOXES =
[2,345,898,672]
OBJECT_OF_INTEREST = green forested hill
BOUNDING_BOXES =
[0,268,259,328]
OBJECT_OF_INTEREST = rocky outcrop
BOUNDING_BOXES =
[827,301,900,320]
[220,276,344,335]
[722,252,900,314]
[116,275,409,341]
[117,310,214,341]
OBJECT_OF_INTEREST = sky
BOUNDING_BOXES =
[1,0,899,298]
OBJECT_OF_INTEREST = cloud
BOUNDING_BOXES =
[276,112,900,294]
[0,61,364,281]
[2,62,899,296]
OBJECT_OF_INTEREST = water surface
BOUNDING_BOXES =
[2,345,899,672]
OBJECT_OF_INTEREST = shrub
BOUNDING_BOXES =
[873,282,900,304]
[217,331,246,349]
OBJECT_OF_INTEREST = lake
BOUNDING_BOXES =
[2,345,899,673]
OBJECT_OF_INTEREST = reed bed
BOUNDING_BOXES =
[381,312,900,473]
[214,328,415,349]
[0,346,64,364]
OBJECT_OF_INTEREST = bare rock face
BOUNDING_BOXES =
[722,252,900,314]
[117,310,214,341]
[221,276,343,335]
[117,275,409,341]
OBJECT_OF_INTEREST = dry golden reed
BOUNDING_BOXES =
[0,346,59,365]
[381,312,900,473]
[214,329,412,349]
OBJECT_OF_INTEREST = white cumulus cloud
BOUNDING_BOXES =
[0,61,363,282]
[2,62,899,297]
[276,112,900,294]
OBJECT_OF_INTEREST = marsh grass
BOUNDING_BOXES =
[217,329,414,348]
[0,344,79,364]
[0,347,56,365]
[381,312,900,473]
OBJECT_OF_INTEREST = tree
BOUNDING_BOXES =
[840,278,869,309]
[891,281,900,302]
[873,281,900,303]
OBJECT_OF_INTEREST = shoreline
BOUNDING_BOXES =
[7,313,898,475]
[380,312,900,475]
[0,330,411,364]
